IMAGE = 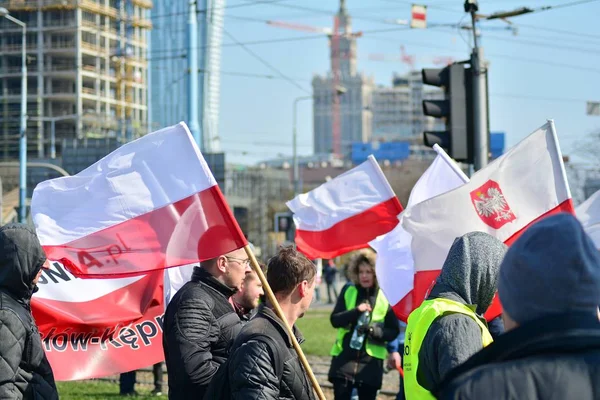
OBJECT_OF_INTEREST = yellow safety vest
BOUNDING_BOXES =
[403,298,494,400]
[330,286,389,360]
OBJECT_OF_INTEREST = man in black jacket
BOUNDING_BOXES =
[437,213,600,400]
[163,246,251,400]
[0,223,58,399]
[205,246,317,400]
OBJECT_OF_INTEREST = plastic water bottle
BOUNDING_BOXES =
[349,309,370,350]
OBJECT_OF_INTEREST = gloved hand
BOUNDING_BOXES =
[367,323,385,340]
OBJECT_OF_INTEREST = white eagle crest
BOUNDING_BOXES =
[473,187,514,222]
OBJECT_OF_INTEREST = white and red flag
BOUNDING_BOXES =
[400,121,574,321]
[410,4,427,29]
[287,155,403,259]
[369,145,468,321]
[32,263,164,380]
[31,122,247,278]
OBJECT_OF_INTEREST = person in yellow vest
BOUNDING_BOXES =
[328,249,400,400]
[403,232,507,400]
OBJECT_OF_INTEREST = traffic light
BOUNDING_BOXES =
[422,63,473,163]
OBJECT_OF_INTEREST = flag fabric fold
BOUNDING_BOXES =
[32,263,164,381]
[400,121,573,320]
[576,189,600,250]
[31,122,247,278]
[287,155,403,259]
[370,147,469,321]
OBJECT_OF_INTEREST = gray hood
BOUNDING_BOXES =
[0,223,47,301]
[432,232,507,315]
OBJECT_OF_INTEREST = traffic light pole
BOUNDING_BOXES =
[467,1,489,171]
[471,47,488,171]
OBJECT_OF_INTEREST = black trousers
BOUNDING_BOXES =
[332,379,378,400]
[119,362,163,394]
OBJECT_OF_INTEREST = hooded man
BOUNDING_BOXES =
[402,232,507,399]
[437,214,600,400]
[0,223,58,399]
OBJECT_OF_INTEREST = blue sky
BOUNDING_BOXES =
[215,0,600,165]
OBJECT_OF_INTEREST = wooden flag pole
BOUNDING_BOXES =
[243,245,326,400]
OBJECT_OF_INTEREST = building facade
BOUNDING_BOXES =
[0,0,151,160]
[371,72,444,142]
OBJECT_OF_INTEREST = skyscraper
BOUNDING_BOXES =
[150,0,224,152]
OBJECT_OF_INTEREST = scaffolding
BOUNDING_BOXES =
[0,0,152,160]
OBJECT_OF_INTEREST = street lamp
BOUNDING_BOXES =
[0,7,28,223]
[292,85,346,196]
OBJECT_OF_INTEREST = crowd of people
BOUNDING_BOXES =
[2,212,600,399]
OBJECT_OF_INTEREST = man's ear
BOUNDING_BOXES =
[298,280,308,298]
[216,256,228,274]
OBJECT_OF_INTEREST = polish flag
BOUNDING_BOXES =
[410,4,427,29]
[369,146,468,321]
[287,156,403,260]
[400,121,574,320]
[31,122,247,278]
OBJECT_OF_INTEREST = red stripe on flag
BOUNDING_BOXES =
[32,272,165,380]
[393,200,575,323]
[412,12,426,21]
[504,199,574,246]
[295,197,403,259]
[43,186,247,278]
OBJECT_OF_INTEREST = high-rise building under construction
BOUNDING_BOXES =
[0,0,152,160]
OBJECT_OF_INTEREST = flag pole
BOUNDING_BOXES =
[243,244,326,400]
[432,144,469,183]
[548,119,572,200]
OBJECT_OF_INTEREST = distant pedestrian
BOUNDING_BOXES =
[324,259,339,304]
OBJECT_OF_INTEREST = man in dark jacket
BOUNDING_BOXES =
[0,223,58,399]
[163,246,251,400]
[205,246,318,400]
[403,232,506,399]
[437,213,600,400]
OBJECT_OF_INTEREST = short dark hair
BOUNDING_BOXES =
[244,262,266,283]
[267,247,316,295]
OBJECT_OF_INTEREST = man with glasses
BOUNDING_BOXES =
[163,247,251,400]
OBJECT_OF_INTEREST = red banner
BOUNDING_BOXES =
[32,262,165,380]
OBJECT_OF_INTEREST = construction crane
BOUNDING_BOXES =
[368,46,454,71]
[266,4,361,156]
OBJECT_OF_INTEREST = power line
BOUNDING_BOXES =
[361,34,600,74]
[221,27,310,94]
[150,0,289,20]
[147,26,410,57]
[491,93,588,103]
